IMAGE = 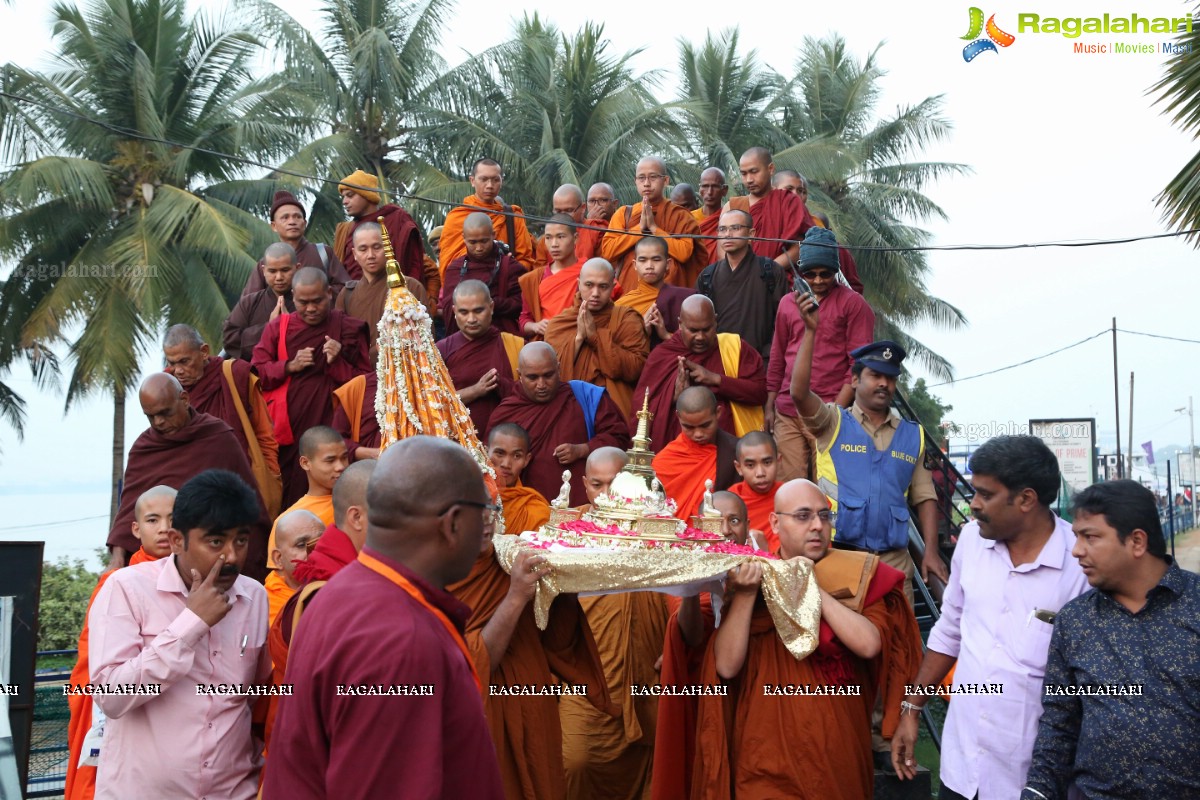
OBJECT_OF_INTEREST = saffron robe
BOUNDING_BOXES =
[729,189,812,261]
[690,562,922,800]
[628,332,766,449]
[601,199,705,289]
[450,542,616,800]
[440,251,525,336]
[267,493,334,570]
[440,195,537,272]
[518,261,582,334]
[561,592,669,800]
[251,310,369,508]
[499,482,551,534]
[489,382,630,507]
[263,549,505,800]
[728,481,782,553]
[544,302,649,418]
[691,207,722,264]
[613,282,698,348]
[334,273,427,363]
[651,431,739,520]
[334,204,426,285]
[243,237,349,296]
[331,373,381,461]
[222,288,294,362]
[107,411,269,579]
[265,570,294,626]
[436,327,521,436]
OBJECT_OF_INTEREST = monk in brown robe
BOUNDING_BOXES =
[600,156,706,288]
[333,169,435,298]
[613,236,694,349]
[544,258,649,417]
[440,212,525,336]
[488,342,630,507]
[266,425,346,569]
[561,449,668,800]
[335,222,429,362]
[727,147,812,265]
[629,295,766,449]
[222,242,297,361]
[435,280,522,436]
[331,371,381,461]
[692,167,728,264]
[242,190,349,296]
[251,267,369,507]
[106,374,268,575]
[265,508,322,624]
[651,387,739,520]
[66,487,174,800]
[487,423,550,534]
[692,479,923,800]
[440,158,537,272]
[520,214,583,339]
[162,324,281,517]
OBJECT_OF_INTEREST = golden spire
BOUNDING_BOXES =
[625,388,656,482]
[632,389,652,450]
[378,215,404,289]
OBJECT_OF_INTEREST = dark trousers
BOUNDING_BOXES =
[939,786,978,800]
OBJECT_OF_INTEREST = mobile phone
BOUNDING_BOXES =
[792,274,819,310]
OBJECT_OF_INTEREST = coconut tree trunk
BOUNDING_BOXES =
[108,386,125,533]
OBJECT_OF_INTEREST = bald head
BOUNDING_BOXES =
[580,258,615,282]
[740,146,773,167]
[584,447,627,504]
[587,182,619,220]
[134,485,178,520]
[771,478,831,561]
[139,373,190,436]
[463,211,493,236]
[698,167,729,213]
[273,509,325,584]
[679,294,716,326]
[772,170,807,201]
[553,184,586,222]
[637,156,668,176]
[132,485,177,558]
[453,279,492,304]
[264,241,297,264]
[711,490,749,546]
[517,341,561,403]
[298,425,344,459]
[333,459,375,544]
[677,385,718,415]
[293,266,329,291]
[676,386,719,445]
[578,258,616,312]
[736,430,778,460]
[670,183,698,211]
[677,294,717,354]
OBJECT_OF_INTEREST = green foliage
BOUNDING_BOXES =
[38,557,99,652]
[1150,5,1200,245]
[900,374,953,439]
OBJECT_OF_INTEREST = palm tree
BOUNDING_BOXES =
[1150,6,1200,244]
[774,35,970,379]
[0,0,309,522]
[409,14,680,226]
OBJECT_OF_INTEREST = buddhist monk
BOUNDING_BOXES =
[265,508,323,624]
[586,182,620,222]
[435,280,521,435]
[66,486,175,800]
[539,183,605,266]
[449,470,615,800]
[600,156,707,287]
[331,371,381,461]
[334,169,434,299]
[487,423,550,534]
[562,448,668,800]
[488,342,630,507]
[251,266,369,507]
[106,374,268,577]
[222,242,298,361]
[613,236,694,348]
[692,167,728,263]
[264,437,506,799]
[439,211,525,336]
[335,222,429,360]
[652,386,739,520]
[163,324,281,517]
[696,208,790,361]
[519,214,584,339]
[243,190,349,297]
[544,258,649,417]
[439,158,537,272]
[727,146,812,265]
[728,431,787,552]
[266,425,346,569]
[691,478,923,800]
[670,183,699,211]
[629,295,766,450]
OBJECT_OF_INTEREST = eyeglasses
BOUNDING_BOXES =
[441,499,502,527]
[553,203,584,215]
[635,173,666,183]
[776,508,834,524]
[716,225,750,234]
[801,270,834,280]
[587,197,613,205]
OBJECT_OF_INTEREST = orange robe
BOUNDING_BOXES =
[691,207,722,265]
[653,434,718,521]
[543,302,649,417]
[267,493,334,569]
[265,570,295,625]
[500,481,551,534]
[691,564,922,799]
[519,262,583,334]
[613,281,660,316]
[652,594,716,800]
[450,544,616,800]
[728,481,782,553]
[601,200,705,289]
[561,592,668,800]
[65,549,159,800]
[440,194,537,272]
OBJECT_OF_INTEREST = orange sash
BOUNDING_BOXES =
[357,551,482,694]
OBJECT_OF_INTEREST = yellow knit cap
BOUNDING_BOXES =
[338,169,382,204]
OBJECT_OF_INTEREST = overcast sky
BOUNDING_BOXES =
[2,0,1198,554]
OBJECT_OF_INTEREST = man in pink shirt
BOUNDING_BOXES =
[89,469,271,800]
[766,226,874,480]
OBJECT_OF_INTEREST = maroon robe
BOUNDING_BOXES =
[435,328,517,436]
[488,382,630,507]
[222,288,294,362]
[184,356,259,462]
[264,548,505,800]
[291,524,357,587]
[652,285,696,347]
[335,204,424,282]
[331,372,381,461]
[107,410,269,580]
[242,237,349,296]
[838,246,864,294]
[732,189,812,261]
[628,332,767,450]
[251,309,370,508]
[439,252,524,337]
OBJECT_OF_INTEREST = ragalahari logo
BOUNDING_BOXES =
[962,7,1016,61]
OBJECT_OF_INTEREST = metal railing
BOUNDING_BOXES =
[27,650,77,799]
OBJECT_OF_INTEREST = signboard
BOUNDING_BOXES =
[1178,453,1197,485]
[1030,418,1097,494]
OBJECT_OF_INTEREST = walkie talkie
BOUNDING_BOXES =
[791,267,819,310]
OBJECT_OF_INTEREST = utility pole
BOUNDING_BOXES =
[1127,372,1134,480]
[1112,318,1123,478]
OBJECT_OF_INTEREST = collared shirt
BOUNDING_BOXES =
[928,518,1089,800]
[804,401,937,505]
[1022,560,1200,800]
[89,556,270,800]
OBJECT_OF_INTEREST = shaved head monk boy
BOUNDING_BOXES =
[545,183,605,265]
[487,423,551,534]
[582,447,627,509]
[520,213,584,339]
[728,431,790,553]
[651,386,739,521]
[614,236,695,348]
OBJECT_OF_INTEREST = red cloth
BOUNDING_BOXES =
[732,189,811,261]
[292,524,357,585]
[252,309,369,507]
[185,356,253,455]
[436,327,517,435]
[517,261,584,333]
[694,209,721,264]
[336,204,424,282]
[729,481,782,552]
[439,251,524,336]
[331,372,381,460]
[628,332,766,449]
[489,382,630,507]
[653,434,719,521]
[107,411,269,580]
[839,246,864,294]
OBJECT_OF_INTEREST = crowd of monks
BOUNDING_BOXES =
[69,146,927,800]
